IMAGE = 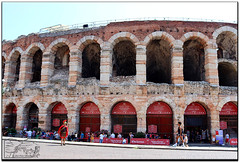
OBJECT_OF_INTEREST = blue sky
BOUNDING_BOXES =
[2,2,237,40]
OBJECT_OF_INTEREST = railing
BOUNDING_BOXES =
[39,17,237,34]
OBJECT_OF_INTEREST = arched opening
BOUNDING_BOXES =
[2,56,5,79]
[15,54,21,82]
[146,102,173,143]
[27,103,39,129]
[146,39,171,83]
[216,31,237,60]
[52,44,70,80]
[112,40,136,77]
[31,49,43,82]
[219,102,237,138]
[111,101,137,137]
[79,102,100,134]
[3,103,17,129]
[183,39,205,81]
[82,43,100,79]
[184,102,210,143]
[51,102,68,131]
[218,62,237,87]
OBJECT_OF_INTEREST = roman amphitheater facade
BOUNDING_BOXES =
[2,20,237,142]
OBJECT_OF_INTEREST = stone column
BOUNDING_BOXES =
[137,114,146,133]
[3,61,16,87]
[173,107,185,143]
[100,43,112,86]
[67,113,79,134]
[100,113,111,131]
[68,49,81,86]
[136,45,146,85]
[18,56,33,88]
[40,52,55,87]
[15,106,27,130]
[205,40,219,86]
[171,40,184,85]
[210,109,220,136]
[38,109,51,131]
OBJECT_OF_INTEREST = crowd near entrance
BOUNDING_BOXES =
[219,102,238,138]
[184,102,210,143]
[51,102,68,131]
[146,102,173,143]
[111,102,137,137]
[79,102,100,134]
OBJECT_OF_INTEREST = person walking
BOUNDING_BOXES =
[173,122,184,147]
[58,120,68,146]
[99,133,104,143]
[225,133,230,145]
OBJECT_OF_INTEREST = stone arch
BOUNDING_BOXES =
[8,47,24,61]
[183,98,210,113]
[217,97,237,112]
[109,98,138,115]
[3,102,17,128]
[212,26,237,40]
[143,31,175,47]
[108,32,140,48]
[77,100,103,115]
[181,32,209,82]
[2,52,7,60]
[45,38,73,53]
[24,42,45,57]
[76,36,104,52]
[180,32,210,47]
[46,100,70,113]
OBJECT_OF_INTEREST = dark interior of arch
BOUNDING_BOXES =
[218,62,237,87]
[2,56,5,79]
[146,39,171,84]
[15,54,21,81]
[113,40,136,77]
[82,43,100,79]
[54,45,70,70]
[31,49,43,82]
[216,32,236,60]
[183,39,205,81]
[28,103,39,128]
[29,103,39,114]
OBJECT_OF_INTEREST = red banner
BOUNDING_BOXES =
[80,102,100,115]
[130,138,150,145]
[147,102,173,115]
[112,102,136,115]
[185,102,206,115]
[108,138,128,144]
[148,125,157,133]
[52,118,60,127]
[85,127,91,133]
[220,102,237,115]
[114,124,122,133]
[149,139,170,145]
[220,121,227,130]
[230,138,237,145]
[52,103,68,114]
[12,106,17,114]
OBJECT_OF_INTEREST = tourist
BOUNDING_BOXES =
[99,133,104,143]
[122,138,126,144]
[90,133,95,142]
[225,133,230,145]
[58,120,69,146]
[27,130,32,139]
[117,133,122,138]
[110,132,115,138]
[80,132,84,141]
[74,132,78,141]
[172,122,184,147]
[183,134,189,147]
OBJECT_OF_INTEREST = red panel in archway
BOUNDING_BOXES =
[112,102,136,115]
[185,102,206,115]
[220,102,237,115]
[80,102,100,115]
[12,106,17,114]
[52,103,67,114]
[147,102,173,115]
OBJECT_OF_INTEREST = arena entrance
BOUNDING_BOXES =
[146,102,173,143]
[111,102,137,137]
[28,103,39,129]
[219,102,237,138]
[184,102,209,143]
[79,102,100,134]
[3,103,17,129]
[51,103,68,131]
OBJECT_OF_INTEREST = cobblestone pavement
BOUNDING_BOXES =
[2,140,237,160]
